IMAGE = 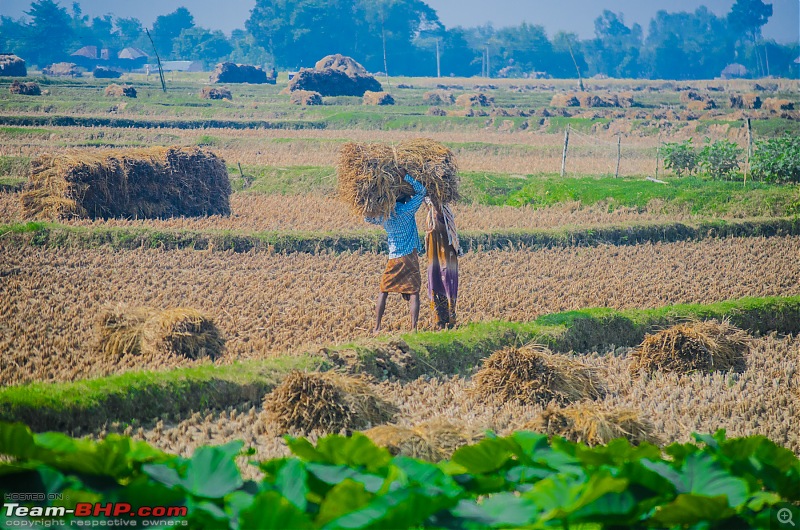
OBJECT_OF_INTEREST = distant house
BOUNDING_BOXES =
[70,46,148,71]
[70,45,98,69]
[721,63,748,79]
[118,47,148,70]
[159,60,204,72]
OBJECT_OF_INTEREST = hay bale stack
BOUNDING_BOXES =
[618,92,636,108]
[423,91,455,105]
[523,403,660,446]
[629,320,750,374]
[680,91,705,103]
[363,91,394,106]
[200,86,232,100]
[426,107,447,116]
[763,98,794,112]
[364,419,483,461]
[314,54,368,77]
[290,90,322,105]
[95,306,224,360]
[337,138,459,218]
[21,146,231,220]
[43,62,81,77]
[104,84,137,98]
[288,67,381,97]
[9,81,40,96]
[263,371,397,434]
[0,54,27,76]
[471,345,605,405]
[687,99,716,111]
[729,94,761,109]
[93,67,121,79]
[455,93,493,107]
[209,62,269,84]
[550,93,580,107]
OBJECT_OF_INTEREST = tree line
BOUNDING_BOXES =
[1,0,797,79]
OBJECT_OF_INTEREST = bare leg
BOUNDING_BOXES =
[408,294,420,331]
[374,292,388,334]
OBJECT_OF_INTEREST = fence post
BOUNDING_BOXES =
[655,133,661,180]
[615,135,621,178]
[744,118,753,187]
[560,125,570,178]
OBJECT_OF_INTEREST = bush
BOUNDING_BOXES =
[750,135,800,184]
[662,139,698,177]
[698,138,743,180]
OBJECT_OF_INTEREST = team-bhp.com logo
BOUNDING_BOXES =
[3,502,188,527]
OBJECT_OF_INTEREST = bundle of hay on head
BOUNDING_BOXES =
[336,138,459,218]
[263,371,397,435]
[629,320,750,375]
[522,403,660,447]
[471,344,605,405]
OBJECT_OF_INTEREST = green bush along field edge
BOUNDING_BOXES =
[2,295,799,433]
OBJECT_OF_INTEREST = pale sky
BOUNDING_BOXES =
[1,0,798,43]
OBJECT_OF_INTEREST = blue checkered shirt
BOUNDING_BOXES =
[365,175,427,258]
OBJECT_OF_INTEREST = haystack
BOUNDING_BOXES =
[21,146,230,220]
[423,91,455,105]
[363,91,394,106]
[209,62,269,84]
[93,67,121,79]
[43,62,81,77]
[104,84,136,98]
[364,419,483,461]
[455,93,493,107]
[729,94,761,109]
[337,138,459,218]
[679,91,705,103]
[763,98,794,112]
[200,86,232,100]
[629,320,750,374]
[0,54,27,76]
[290,90,322,105]
[471,345,605,405]
[288,67,381,97]
[618,92,636,108]
[687,99,716,111]
[550,94,580,107]
[523,403,660,446]
[426,107,447,116]
[95,306,224,360]
[263,371,397,434]
[9,81,40,96]
[314,54,368,77]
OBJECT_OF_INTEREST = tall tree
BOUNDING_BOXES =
[24,0,75,67]
[172,27,233,65]
[491,22,553,75]
[727,0,773,74]
[585,10,643,78]
[115,17,145,48]
[151,7,194,58]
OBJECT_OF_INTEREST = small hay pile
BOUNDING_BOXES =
[263,371,397,434]
[729,94,761,109]
[200,86,232,100]
[21,146,231,220]
[471,345,605,405]
[337,138,459,218]
[290,90,322,105]
[209,62,269,84]
[95,306,224,360]
[629,320,751,374]
[104,84,136,98]
[523,403,660,446]
[618,92,636,108]
[679,91,705,103]
[93,67,121,79]
[364,419,483,461]
[9,81,40,96]
[423,90,455,105]
[426,107,447,116]
[314,54,368,77]
[363,91,394,106]
[687,99,717,111]
[43,62,81,77]
[550,94,580,107]
[763,98,794,112]
[455,93,493,107]
[0,54,27,76]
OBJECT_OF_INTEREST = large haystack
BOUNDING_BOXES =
[0,54,27,76]
[288,67,381,97]
[21,146,231,220]
[763,98,794,112]
[455,93,493,107]
[209,62,269,84]
[729,94,762,109]
[314,54,368,77]
[104,84,136,98]
[9,81,40,96]
[263,371,397,434]
[629,320,750,374]
[290,90,322,105]
[363,91,394,106]
[200,86,232,100]
[471,345,605,405]
[363,419,483,461]
[43,62,81,77]
[93,67,121,79]
[423,91,454,105]
[95,306,224,360]
[523,403,660,446]
[337,138,459,218]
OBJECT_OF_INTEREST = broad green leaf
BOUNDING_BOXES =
[317,479,373,527]
[183,441,244,498]
[288,434,392,473]
[142,463,183,489]
[570,491,638,522]
[451,493,539,527]
[275,459,308,511]
[651,494,734,525]
[643,453,749,508]
[392,457,463,498]
[0,422,37,459]
[527,471,628,521]
[238,491,313,530]
[306,463,385,493]
[746,491,782,511]
[505,465,552,485]
[452,438,513,474]
[224,490,256,521]
[326,486,458,530]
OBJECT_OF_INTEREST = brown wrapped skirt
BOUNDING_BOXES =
[379,250,421,294]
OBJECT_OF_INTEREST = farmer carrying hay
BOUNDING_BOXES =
[365,175,427,333]
[425,197,460,329]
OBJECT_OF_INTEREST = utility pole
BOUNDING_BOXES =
[145,29,166,93]
[615,135,621,178]
[435,39,441,78]
[560,125,570,177]
[485,46,490,78]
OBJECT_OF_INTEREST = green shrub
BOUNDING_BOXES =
[750,135,800,184]
[662,139,698,177]
[698,138,744,180]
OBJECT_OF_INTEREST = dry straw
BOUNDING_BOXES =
[104,84,137,98]
[0,54,26,76]
[363,418,483,461]
[263,371,397,434]
[471,344,605,405]
[20,146,230,220]
[199,86,232,100]
[337,138,459,218]
[629,319,751,374]
[362,91,394,106]
[95,306,224,360]
[9,81,40,96]
[523,402,660,446]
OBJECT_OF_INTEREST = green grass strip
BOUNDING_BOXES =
[2,295,799,432]
[0,115,326,130]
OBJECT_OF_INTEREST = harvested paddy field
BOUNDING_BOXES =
[3,235,799,386]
